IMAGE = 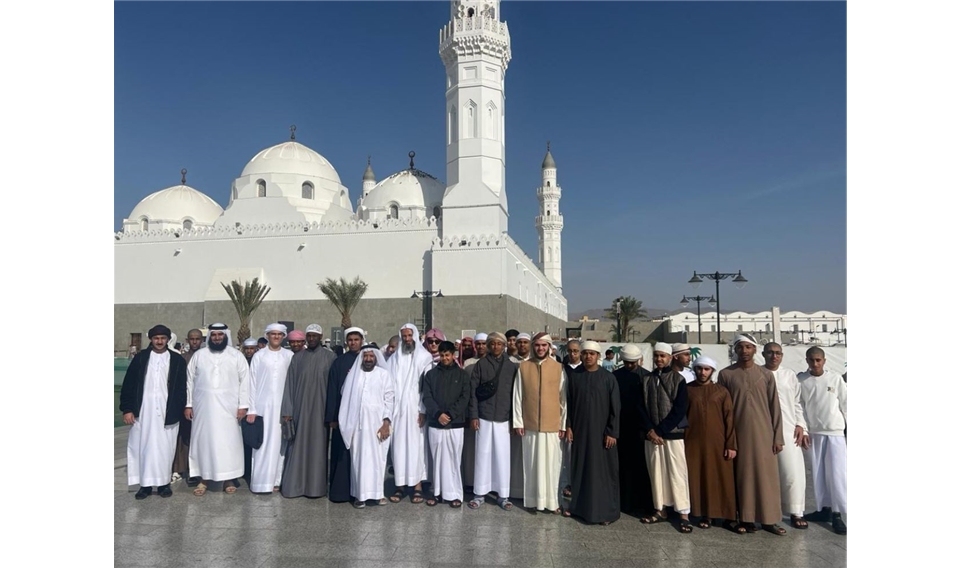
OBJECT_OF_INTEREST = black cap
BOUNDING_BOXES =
[505,329,520,338]
[148,324,172,339]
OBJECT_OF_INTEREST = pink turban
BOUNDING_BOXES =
[287,330,306,341]
[424,328,446,341]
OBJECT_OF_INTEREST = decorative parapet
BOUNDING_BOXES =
[439,15,511,69]
[534,214,564,230]
[431,232,503,249]
[114,216,440,243]
[536,185,562,198]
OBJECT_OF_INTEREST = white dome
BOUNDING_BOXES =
[241,141,342,185]
[362,168,445,210]
[127,184,223,226]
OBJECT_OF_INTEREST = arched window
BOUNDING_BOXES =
[433,206,441,219]
[389,204,399,219]
[182,219,193,230]
[449,106,458,144]
[467,8,474,17]
[140,217,148,231]
[546,181,551,187]
[546,210,550,216]
[485,101,498,139]
[464,100,477,138]
[257,180,266,197]
[302,182,314,199]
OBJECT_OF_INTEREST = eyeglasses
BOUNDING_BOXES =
[426,339,442,345]
[763,351,783,356]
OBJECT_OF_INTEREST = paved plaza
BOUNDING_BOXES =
[115,426,847,568]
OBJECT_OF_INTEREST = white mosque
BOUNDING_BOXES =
[114,1,567,353]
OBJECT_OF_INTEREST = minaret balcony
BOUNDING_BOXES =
[535,214,564,229]
[536,186,562,198]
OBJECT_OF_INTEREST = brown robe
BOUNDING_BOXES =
[685,381,737,520]
[717,364,784,524]
[171,349,196,476]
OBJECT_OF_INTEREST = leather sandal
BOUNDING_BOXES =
[193,482,207,497]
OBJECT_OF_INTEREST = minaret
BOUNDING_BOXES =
[362,156,376,197]
[536,142,563,291]
[438,1,511,236]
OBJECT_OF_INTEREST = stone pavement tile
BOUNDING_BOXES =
[429,546,554,567]
[255,557,339,568]
[339,561,430,568]
[813,542,847,564]
[315,543,398,560]
[277,527,368,546]
[114,548,173,566]
[362,531,439,547]
[156,552,271,568]
[115,523,165,537]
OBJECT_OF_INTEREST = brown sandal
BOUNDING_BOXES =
[791,515,808,529]
[192,482,207,497]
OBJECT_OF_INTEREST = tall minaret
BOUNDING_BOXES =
[362,156,376,197]
[536,142,563,291]
[438,1,511,237]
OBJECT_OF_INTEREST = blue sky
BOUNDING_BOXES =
[115,1,846,315]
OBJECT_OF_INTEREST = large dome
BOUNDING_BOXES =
[126,183,223,229]
[362,168,445,210]
[240,141,342,185]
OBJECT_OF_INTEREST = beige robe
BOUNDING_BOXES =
[717,364,784,524]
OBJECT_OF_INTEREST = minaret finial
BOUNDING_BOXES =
[368,155,371,166]
[290,124,297,140]
[547,140,551,152]
[409,151,416,169]
[180,168,187,185]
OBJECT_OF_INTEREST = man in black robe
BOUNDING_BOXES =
[280,324,336,498]
[612,344,654,517]
[565,340,620,525]
[326,327,365,502]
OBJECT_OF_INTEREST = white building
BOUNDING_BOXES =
[114,1,568,353]
[664,307,848,346]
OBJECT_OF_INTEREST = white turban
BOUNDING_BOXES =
[474,332,488,342]
[265,323,287,336]
[306,324,323,335]
[620,344,642,362]
[242,338,258,347]
[692,356,718,371]
[208,323,232,347]
[733,334,758,347]
[653,342,673,354]
[672,343,691,354]
[344,327,365,340]
[517,333,532,341]
[581,340,602,354]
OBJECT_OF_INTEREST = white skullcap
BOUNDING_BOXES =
[265,323,287,335]
[474,332,488,342]
[581,340,602,354]
[344,326,365,339]
[517,333,532,341]
[671,343,691,354]
[654,342,673,354]
[692,356,718,371]
[620,344,642,362]
[733,334,758,347]
[306,324,323,335]
[242,338,258,347]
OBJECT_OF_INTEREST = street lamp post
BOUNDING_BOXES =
[680,294,716,344]
[688,270,748,344]
[411,289,444,330]
[615,297,623,342]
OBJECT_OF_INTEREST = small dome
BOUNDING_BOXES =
[542,148,556,170]
[363,157,376,181]
[127,184,223,226]
[362,168,444,210]
[241,141,342,185]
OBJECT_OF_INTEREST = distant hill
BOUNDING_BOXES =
[569,307,737,322]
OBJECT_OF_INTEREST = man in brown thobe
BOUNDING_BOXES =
[717,334,786,535]
[685,356,737,529]
[173,328,204,487]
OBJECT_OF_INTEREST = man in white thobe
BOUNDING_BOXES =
[120,324,187,499]
[513,332,568,513]
[185,323,250,495]
[386,323,434,503]
[672,344,696,383]
[763,342,809,529]
[339,346,395,508]
[247,323,294,493]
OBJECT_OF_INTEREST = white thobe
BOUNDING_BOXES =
[772,367,808,515]
[187,347,249,481]
[340,366,395,501]
[799,369,847,514]
[388,348,433,486]
[127,350,179,487]
[429,427,464,501]
[474,419,512,498]
[512,364,567,511]
[248,347,293,493]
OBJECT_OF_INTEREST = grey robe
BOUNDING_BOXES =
[280,346,336,498]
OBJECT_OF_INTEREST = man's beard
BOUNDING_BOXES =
[463,347,475,359]
[401,341,415,354]
[362,361,376,372]
[209,338,227,352]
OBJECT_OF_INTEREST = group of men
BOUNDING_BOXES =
[120,323,846,536]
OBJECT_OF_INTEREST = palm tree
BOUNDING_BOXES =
[221,278,271,345]
[605,295,648,342]
[318,276,369,328]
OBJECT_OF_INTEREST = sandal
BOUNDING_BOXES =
[679,519,693,533]
[411,491,424,504]
[498,498,513,511]
[562,485,572,499]
[450,499,462,508]
[378,498,388,506]
[697,518,712,530]
[742,523,758,534]
[553,508,562,515]
[193,482,207,497]
[388,489,404,503]
[562,509,571,517]
[727,521,747,535]
[352,500,366,509]
[791,515,808,529]
[468,497,484,510]
[762,524,787,536]
[425,497,438,507]
[832,514,847,535]
[640,513,668,524]
[224,484,237,494]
